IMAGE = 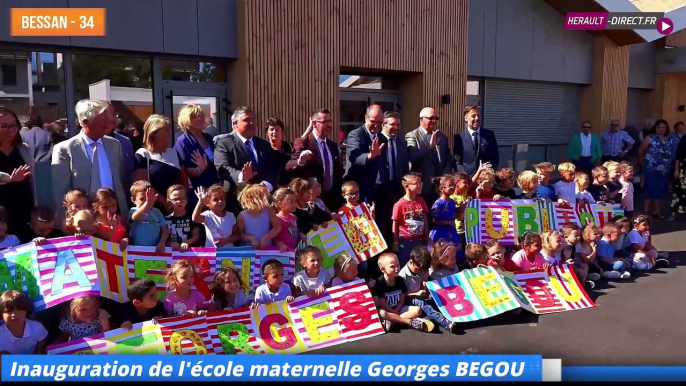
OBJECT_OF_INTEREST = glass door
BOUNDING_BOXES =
[161,81,230,143]
[339,89,402,139]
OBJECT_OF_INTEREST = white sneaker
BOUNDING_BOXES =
[620,271,631,279]
[603,271,621,279]
[584,280,595,289]
[587,273,601,281]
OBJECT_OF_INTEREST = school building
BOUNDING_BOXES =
[1,0,686,169]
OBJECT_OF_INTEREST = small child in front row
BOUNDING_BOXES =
[540,230,564,266]
[331,253,376,289]
[164,259,207,317]
[575,171,596,204]
[118,278,167,330]
[484,239,514,271]
[253,259,295,306]
[576,225,603,288]
[166,185,201,252]
[0,290,48,354]
[516,171,539,199]
[392,172,430,267]
[272,188,302,252]
[193,184,240,248]
[430,174,460,244]
[510,232,549,271]
[293,246,331,297]
[210,268,249,311]
[464,243,489,268]
[372,252,434,333]
[554,163,577,206]
[22,205,65,245]
[429,240,460,280]
[399,246,458,334]
[534,162,557,201]
[612,216,632,258]
[129,181,168,253]
[93,188,129,249]
[628,215,669,270]
[0,206,20,250]
[57,296,111,342]
[238,183,281,249]
[597,222,632,279]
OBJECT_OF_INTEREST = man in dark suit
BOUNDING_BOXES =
[287,108,343,210]
[214,106,279,213]
[406,107,452,204]
[343,104,386,204]
[376,111,409,242]
[453,105,499,176]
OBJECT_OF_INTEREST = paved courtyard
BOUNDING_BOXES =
[315,201,686,366]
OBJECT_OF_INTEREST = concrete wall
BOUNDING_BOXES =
[467,0,594,84]
[628,43,655,89]
[0,0,238,58]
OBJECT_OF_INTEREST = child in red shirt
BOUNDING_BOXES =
[392,172,430,267]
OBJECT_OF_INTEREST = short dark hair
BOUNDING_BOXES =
[296,246,322,265]
[311,109,331,120]
[409,246,431,271]
[650,119,671,136]
[127,278,157,301]
[383,111,401,123]
[262,259,284,275]
[30,205,55,223]
[264,117,284,132]
[675,121,685,129]
[463,104,479,116]
[0,290,33,314]
[519,232,542,247]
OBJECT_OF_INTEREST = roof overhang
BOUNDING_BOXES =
[545,0,686,46]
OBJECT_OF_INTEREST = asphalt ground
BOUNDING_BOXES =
[314,194,686,366]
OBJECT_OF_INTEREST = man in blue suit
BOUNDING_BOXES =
[453,105,499,176]
[343,104,386,204]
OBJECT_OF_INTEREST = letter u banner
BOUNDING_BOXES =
[425,265,595,323]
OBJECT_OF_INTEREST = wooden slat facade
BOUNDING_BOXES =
[581,36,629,132]
[653,73,686,124]
[232,0,469,143]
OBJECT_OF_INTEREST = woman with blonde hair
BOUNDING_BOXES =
[173,104,219,198]
[132,114,189,212]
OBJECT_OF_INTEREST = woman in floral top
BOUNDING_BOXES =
[638,119,676,218]
[671,134,686,219]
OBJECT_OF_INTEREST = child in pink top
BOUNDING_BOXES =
[164,260,207,317]
[272,188,302,252]
[510,232,550,272]
[619,161,634,217]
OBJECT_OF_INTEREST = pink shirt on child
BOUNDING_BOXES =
[510,249,547,271]
[274,213,299,250]
[620,180,634,212]
[164,289,206,317]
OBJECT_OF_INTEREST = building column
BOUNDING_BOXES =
[581,36,629,132]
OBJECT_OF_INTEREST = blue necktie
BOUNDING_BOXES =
[245,139,258,165]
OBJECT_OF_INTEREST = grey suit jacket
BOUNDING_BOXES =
[405,127,452,188]
[51,133,128,224]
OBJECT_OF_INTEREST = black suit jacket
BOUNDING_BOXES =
[343,125,383,202]
[213,132,279,193]
[453,128,499,176]
[286,133,343,191]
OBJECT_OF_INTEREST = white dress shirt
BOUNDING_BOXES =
[580,133,592,157]
[80,132,114,190]
[316,135,334,181]
[234,131,259,183]
[468,127,481,142]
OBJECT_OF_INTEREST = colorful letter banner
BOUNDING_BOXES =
[308,204,387,271]
[426,264,595,322]
[0,237,296,310]
[47,279,385,355]
[465,199,624,245]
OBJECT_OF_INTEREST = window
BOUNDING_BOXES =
[161,60,226,83]
[0,65,17,86]
[72,54,152,136]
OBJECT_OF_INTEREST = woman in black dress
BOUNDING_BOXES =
[0,108,36,240]
[265,118,295,187]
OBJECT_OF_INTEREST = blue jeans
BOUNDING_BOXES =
[408,296,447,324]
[600,259,632,273]
[398,239,423,268]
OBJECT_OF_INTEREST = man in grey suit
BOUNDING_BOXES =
[405,107,452,204]
[51,99,128,225]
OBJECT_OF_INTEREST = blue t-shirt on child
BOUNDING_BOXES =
[128,207,166,246]
[536,184,556,201]
[597,237,617,262]
[429,198,459,243]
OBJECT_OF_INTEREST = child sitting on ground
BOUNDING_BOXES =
[210,268,249,311]
[57,296,111,342]
[0,290,48,354]
[484,239,516,271]
[293,246,331,297]
[534,162,556,201]
[629,215,669,269]
[510,232,549,271]
[597,222,632,279]
[372,252,434,333]
[332,253,364,287]
[611,216,632,259]
[576,225,603,288]
[399,246,458,334]
[118,278,167,330]
[464,242,489,268]
[540,230,566,266]
[516,171,539,199]
[428,239,460,280]
[554,163,577,206]
[253,259,295,306]
[128,181,168,253]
